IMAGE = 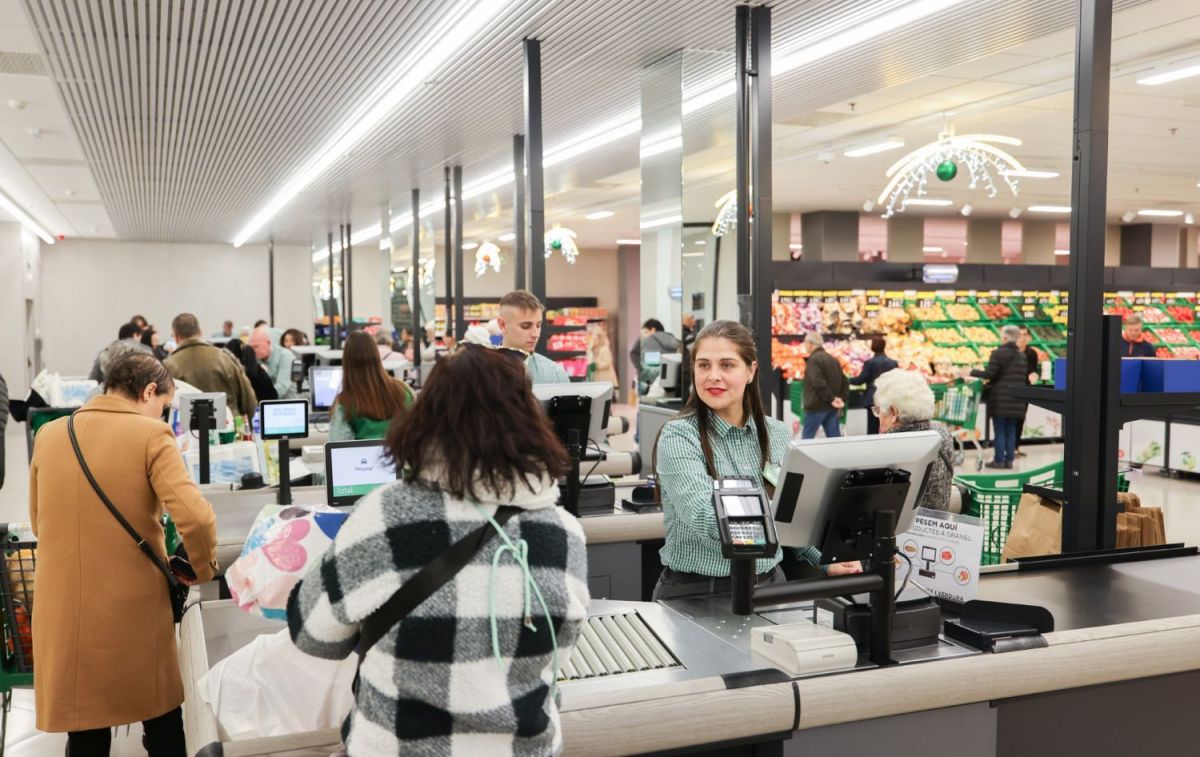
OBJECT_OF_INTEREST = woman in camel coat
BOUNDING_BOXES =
[29,352,218,755]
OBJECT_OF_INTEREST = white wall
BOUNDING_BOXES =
[0,224,43,399]
[41,240,311,376]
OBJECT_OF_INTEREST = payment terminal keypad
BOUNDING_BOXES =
[728,521,767,547]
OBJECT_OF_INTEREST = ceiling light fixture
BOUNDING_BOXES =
[862,199,876,212]
[0,189,55,244]
[498,232,516,241]
[474,241,502,277]
[1009,207,1022,219]
[585,210,615,220]
[462,242,479,250]
[1121,211,1136,223]
[844,137,905,158]
[1029,205,1072,214]
[1187,213,1196,225]
[923,246,944,253]
[1002,169,1059,179]
[879,132,1025,217]
[961,203,973,217]
[616,239,641,245]
[789,243,803,251]
[233,0,513,247]
[641,214,684,230]
[1137,61,1200,86]
[902,198,953,207]
[1054,249,1070,256]
[1138,209,1184,218]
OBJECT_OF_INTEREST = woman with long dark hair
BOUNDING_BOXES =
[329,330,413,440]
[653,320,860,600]
[288,346,589,756]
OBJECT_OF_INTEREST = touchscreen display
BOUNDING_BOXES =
[328,444,396,499]
[311,367,343,409]
[722,494,763,517]
[261,401,308,437]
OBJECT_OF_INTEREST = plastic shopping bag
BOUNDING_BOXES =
[198,628,356,740]
[226,505,349,620]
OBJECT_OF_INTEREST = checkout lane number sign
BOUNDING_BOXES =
[895,507,984,604]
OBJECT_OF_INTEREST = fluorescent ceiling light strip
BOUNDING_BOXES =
[1055,249,1070,256]
[1029,205,1072,213]
[1138,63,1200,86]
[616,239,641,245]
[585,210,615,220]
[235,0,512,247]
[498,232,516,241]
[0,189,55,244]
[903,198,952,207]
[1138,209,1184,218]
[1002,169,1059,179]
[922,246,943,253]
[462,242,479,250]
[640,214,683,230]
[844,138,905,158]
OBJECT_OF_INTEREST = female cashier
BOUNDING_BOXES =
[653,320,860,600]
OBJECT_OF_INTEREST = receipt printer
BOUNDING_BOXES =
[751,622,858,677]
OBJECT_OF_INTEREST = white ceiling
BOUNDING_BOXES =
[3,0,1200,251]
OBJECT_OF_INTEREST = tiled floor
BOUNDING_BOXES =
[2,419,1200,752]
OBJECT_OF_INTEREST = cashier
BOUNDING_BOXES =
[653,320,860,601]
[1122,313,1156,358]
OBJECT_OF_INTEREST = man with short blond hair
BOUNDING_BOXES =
[497,290,569,384]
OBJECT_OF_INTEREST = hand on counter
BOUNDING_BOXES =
[827,561,863,576]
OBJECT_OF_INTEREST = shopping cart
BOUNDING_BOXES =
[0,524,35,757]
[954,462,1130,565]
[931,378,984,471]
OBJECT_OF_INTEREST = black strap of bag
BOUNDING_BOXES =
[67,415,188,622]
[357,505,520,658]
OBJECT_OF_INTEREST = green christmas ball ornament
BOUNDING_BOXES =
[551,239,563,250]
[936,160,958,182]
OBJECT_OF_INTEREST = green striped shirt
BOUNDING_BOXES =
[656,412,821,577]
[526,352,571,384]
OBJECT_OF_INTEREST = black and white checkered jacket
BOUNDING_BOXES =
[287,472,589,756]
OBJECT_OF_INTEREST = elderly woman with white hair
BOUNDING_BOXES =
[967,324,1030,469]
[873,369,956,511]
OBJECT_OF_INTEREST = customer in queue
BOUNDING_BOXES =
[851,337,898,435]
[280,328,308,349]
[1121,312,1157,357]
[30,352,218,756]
[211,320,235,339]
[225,338,278,403]
[249,327,298,398]
[329,330,413,441]
[653,320,861,601]
[164,313,257,417]
[141,325,170,361]
[288,346,588,756]
[497,289,571,384]
[968,324,1028,470]
[89,322,152,382]
[872,369,955,510]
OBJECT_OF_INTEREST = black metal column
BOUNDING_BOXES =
[268,237,275,326]
[525,38,546,306]
[444,167,454,340]
[453,165,466,343]
[734,7,750,306]
[338,224,348,340]
[514,133,527,290]
[327,229,338,349]
[411,188,422,369]
[1062,0,1113,552]
[345,221,353,326]
[750,5,774,413]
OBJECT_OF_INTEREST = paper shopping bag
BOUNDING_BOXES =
[1001,489,1063,563]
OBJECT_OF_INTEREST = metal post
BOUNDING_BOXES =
[412,188,422,369]
[514,134,527,290]
[453,165,466,344]
[1062,0,1113,553]
[750,5,775,412]
[268,237,275,326]
[525,38,546,307]
[327,230,337,349]
[345,221,353,326]
[734,6,750,308]
[444,166,454,341]
[339,224,348,344]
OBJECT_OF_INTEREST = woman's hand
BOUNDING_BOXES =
[827,561,863,576]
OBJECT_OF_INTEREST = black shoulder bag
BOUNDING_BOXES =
[67,415,189,623]
[352,506,520,687]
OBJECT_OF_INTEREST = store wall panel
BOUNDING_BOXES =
[0,223,29,397]
[1120,224,1152,267]
[40,239,311,377]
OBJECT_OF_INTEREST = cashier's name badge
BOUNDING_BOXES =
[895,507,984,604]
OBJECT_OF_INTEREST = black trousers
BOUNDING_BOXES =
[66,707,185,757]
[866,410,880,435]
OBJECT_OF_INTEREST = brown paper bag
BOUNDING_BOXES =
[1116,513,1142,548]
[1127,506,1166,546]
[1001,491,1063,563]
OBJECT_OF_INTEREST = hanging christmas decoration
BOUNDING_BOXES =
[544,227,580,264]
[406,258,437,291]
[712,190,738,237]
[876,132,1026,219]
[474,242,502,277]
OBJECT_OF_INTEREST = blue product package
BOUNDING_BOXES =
[1140,360,1200,393]
[1054,358,1143,392]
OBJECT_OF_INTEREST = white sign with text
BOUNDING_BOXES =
[895,507,984,604]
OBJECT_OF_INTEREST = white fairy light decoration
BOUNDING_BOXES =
[407,257,437,291]
[876,132,1026,219]
[544,227,580,264]
[712,190,738,237]
[474,242,502,277]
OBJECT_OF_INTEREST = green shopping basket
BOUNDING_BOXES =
[955,461,1129,565]
[931,379,984,470]
[0,524,35,757]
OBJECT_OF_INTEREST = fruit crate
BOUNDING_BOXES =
[960,323,1000,346]
[916,322,969,347]
[1149,326,1191,347]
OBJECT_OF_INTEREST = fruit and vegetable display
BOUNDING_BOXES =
[945,303,981,321]
[924,327,966,345]
[963,326,999,345]
[1154,328,1189,345]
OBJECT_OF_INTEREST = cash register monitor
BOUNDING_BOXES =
[309,366,343,411]
[771,430,943,562]
[531,382,614,448]
[178,392,227,436]
[324,440,399,507]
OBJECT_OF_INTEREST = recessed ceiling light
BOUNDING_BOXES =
[616,238,641,245]
[1138,62,1200,86]
[1002,169,1060,179]
[694,240,706,245]
[585,210,614,220]
[902,198,953,207]
[1138,209,1184,218]
[462,242,479,250]
[862,199,876,212]
[1187,213,1196,225]
[844,137,905,158]
[1055,249,1070,256]
[1028,205,1072,214]
[498,232,515,241]
[923,246,944,253]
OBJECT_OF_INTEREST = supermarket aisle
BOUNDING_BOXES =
[4,688,147,756]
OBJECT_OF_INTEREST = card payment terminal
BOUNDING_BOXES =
[712,477,778,560]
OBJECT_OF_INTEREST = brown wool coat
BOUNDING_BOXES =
[29,394,218,732]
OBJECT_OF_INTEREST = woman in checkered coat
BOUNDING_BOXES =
[288,346,590,756]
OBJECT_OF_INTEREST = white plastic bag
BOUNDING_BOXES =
[198,628,357,740]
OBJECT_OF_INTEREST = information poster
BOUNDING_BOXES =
[895,508,984,604]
